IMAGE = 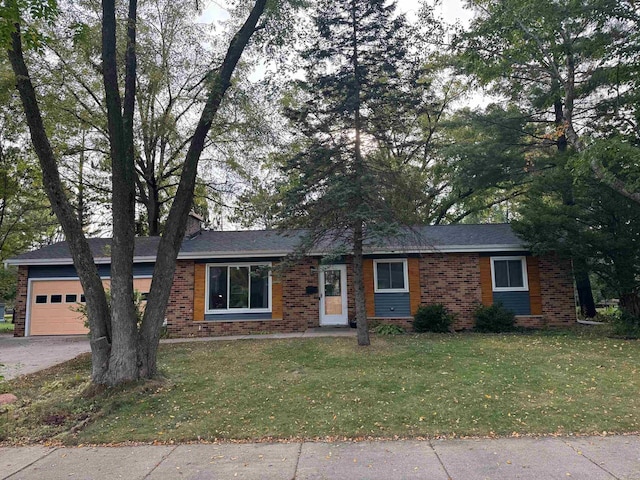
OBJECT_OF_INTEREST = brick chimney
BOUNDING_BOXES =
[185,211,203,238]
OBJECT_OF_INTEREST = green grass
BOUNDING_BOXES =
[1,330,639,445]
[0,322,14,334]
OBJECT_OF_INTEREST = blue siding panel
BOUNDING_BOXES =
[374,293,411,317]
[204,312,273,321]
[28,262,155,279]
[493,291,531,315]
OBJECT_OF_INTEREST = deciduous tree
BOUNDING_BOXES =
[3,0,272,385]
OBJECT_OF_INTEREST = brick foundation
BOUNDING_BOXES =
[514,315,546,328]
[368,317,414,330]
[13,266,27,337]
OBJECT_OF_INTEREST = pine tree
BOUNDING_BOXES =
[279,0,413,346]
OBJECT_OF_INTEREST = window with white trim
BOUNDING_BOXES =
[374,259,409,293]
[491,256,528,291]
[206,263,271,313]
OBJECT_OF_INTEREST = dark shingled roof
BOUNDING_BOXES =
[7,224,525,264]
[10,237,162,262]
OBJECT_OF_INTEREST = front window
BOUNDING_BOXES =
[491,257,528,291]
[374,259,408,293]
[207,263,270,313]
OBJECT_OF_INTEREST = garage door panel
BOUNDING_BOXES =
[30,280,87,336]
[29,278,153,336]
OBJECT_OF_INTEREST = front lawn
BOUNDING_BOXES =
[0,321,14,334]
[1,331,638,445]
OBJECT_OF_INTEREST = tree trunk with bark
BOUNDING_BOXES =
[575,268,596,319]
[7,22,112,382]
[554,98,596,319]
[7,0,268,385]
[619,292,640,318]
[352,221,370,346]
[101,0,139,385]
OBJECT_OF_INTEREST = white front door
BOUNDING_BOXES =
[319,265,348,326]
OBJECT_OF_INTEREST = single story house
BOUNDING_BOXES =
[7,222,576,337]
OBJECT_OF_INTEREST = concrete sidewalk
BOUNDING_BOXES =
[1,435,639,479]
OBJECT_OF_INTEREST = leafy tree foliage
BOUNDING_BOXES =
[451,0,640,316]
[454,0,639,200]
[514,152,640,317]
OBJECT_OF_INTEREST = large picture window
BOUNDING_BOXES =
[491,257,528,291]
[206,263,271,313]
[373,259,408,293]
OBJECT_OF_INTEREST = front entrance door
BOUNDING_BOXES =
[319,265,348,326]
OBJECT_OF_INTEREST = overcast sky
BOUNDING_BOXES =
[200,0,474,27]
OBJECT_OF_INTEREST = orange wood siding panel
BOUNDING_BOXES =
[193,263,206,321]
[527,256,543,315]
[363,259,375,317]
[408,257,421,316]
[272,277,283,320]
[479,257,493,306]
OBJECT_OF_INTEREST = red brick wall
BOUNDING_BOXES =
[283,257,320,330]
[166,259,315,337]
[419,253,482,330]
[165,260,195,336]
[13,252,576,338]
[513,315,546,328]
[539,255,576,326]
[14,266,28,337]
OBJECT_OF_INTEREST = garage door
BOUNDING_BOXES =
[28,278,153,336]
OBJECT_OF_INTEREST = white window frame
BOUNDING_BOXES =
[373,259,409,293]
[490,256,529,292]
[205,262,272,314]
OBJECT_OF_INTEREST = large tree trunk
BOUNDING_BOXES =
[554,99,596,319]
[136,0,268,377]
[575,268,596,318]
[147,183,161,236]
[353,221,370,346]
[619,292,640,318]
[101,0,139,385]
[349,0,369,347]
[7,22,112,382]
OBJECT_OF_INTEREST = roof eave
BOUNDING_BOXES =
[5,244,527,266]
[4,256,157,267]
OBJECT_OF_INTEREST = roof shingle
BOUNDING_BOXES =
[7,224,525,264]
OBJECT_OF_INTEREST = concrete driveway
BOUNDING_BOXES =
[0,336,90,380]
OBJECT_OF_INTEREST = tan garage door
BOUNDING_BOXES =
[28,278,153,336]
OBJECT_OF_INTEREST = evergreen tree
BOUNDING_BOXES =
[278,0,414,346]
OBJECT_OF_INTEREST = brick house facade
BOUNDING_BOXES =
[8,225,577,337]
[162,252,575,337]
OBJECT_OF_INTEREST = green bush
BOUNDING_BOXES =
[372,323,405,335]
[413,304,455,333]
[474,303,516,333]
[611,310,640,338]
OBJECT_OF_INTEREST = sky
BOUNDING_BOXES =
[200,0,474,27]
